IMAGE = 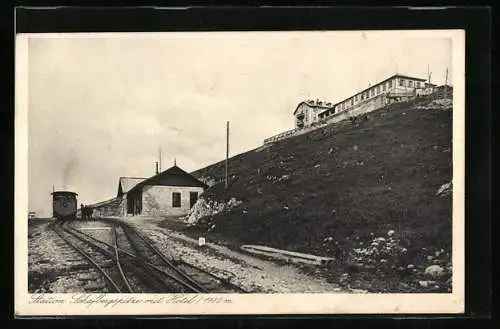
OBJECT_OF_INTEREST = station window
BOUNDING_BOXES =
[172,192,181,208]
[409,80,413,87]
[388,80,393,88]
[399,79,404,86]
[376,86,380,94]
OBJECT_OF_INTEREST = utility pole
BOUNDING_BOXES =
[159,147,162,172]
[444,67,449,99]
[225,121,229,189]
[427,64,433,101]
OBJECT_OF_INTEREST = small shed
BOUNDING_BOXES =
[88,197,123,217]
[116,177,147,216]
[126,165,208,217]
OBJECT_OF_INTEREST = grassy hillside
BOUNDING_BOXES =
[180,98,453,292]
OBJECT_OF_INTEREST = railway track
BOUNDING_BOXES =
[115,220,245,293]
[51,222,126,293]
[52,219,246,293]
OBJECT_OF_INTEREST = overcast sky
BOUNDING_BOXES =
[25,31,453,216]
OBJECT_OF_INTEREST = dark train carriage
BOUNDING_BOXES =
[52,191,78,220]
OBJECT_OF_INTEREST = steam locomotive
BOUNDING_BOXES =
[51,191,78,220]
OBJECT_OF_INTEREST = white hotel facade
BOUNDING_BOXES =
[294,74,435,129]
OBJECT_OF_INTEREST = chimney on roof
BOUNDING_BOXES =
[174,158,176,166]
[155,161,159,175]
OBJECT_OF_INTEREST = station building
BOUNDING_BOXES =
[125,165,207,217]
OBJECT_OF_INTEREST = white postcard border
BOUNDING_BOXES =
[15,29,465,316]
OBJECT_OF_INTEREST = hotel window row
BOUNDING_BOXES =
[335,77,424,114]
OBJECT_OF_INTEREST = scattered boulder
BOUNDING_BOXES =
[418,280,436,288]
[198,177,218,187]
[424,265,445,278]
[436,181,452,197]
[184,197,243,225]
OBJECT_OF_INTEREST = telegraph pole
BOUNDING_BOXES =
[427,64,433,101]
[444,67,449,99]
[225,121,229,189]
[159,147,162,172]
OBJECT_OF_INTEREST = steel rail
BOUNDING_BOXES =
[51,222,122,293]
[112,226,134,293]
[65,222,204,292]
[175,259,248,293]
[101,218,248,293]
[63,223,184,292]
[119,222,209,293]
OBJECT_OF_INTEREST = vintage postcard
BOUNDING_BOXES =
[15,29,465,316]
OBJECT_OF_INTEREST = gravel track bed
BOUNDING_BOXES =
[70,220,115,246]
[28,222,109,293]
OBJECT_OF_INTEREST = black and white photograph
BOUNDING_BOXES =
[15,29,465,315]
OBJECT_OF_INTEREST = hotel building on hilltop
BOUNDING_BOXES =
[294,74,436,129]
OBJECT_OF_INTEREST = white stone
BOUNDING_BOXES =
[418,280,436,288]
[425,265,445,278]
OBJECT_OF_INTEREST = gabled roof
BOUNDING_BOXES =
[128,165,208,195]
[88,197,122,209]
[117,177,147,197]
[293,101,335,115]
